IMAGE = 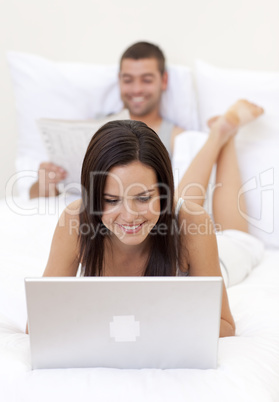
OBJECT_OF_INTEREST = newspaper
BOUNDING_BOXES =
[37,109,130,194]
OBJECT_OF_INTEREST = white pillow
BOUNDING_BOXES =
[173,131,279,249]
[178,60,279,248]
[195,59,279,136]
[7,51,199,196]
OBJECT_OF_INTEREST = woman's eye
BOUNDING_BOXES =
[104,199,119,205]
[137,196,152,203]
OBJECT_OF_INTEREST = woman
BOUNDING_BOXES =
[42,120,236,337]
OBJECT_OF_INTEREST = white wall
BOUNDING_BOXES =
[1,0,278,198]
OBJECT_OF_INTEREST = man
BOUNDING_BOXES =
[30,41,263,212]
[27,41,266,289]
[118,42,184,155]
[29,42,184,199]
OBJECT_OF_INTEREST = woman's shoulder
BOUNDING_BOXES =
[176,200,218,275]
[177,199,209,223]
[176,199,215,242]
[66,198,82,212]
[43,199,82,277]
[57,198,82,228]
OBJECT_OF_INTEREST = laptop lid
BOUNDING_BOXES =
[25,276,222,370]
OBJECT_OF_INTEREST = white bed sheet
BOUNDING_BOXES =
[0,196,279,402]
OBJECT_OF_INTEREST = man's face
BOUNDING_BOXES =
[119,58,167,118]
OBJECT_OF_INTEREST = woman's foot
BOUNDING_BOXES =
[207,99,264,148]
[224,99,264,127]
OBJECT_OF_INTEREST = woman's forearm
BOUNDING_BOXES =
[220,318,235,337]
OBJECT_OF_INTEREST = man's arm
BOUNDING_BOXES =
[29,162,67,198]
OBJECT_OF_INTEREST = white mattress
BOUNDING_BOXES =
[0,196,279,402]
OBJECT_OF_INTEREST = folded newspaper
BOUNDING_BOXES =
[37,109,130,195]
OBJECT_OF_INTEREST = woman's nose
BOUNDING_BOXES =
[121,200,139,221]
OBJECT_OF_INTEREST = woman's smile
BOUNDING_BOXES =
[101,161,161,247]
[116,221,147,234]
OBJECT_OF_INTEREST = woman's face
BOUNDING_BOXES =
[102,161,161,247]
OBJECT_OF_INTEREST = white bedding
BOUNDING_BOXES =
[0,196,279,402]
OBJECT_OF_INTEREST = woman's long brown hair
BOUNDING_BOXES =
[79,120,179,276]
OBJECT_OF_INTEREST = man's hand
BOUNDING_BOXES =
[29,162,67,199]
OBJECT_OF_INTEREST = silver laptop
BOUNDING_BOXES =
[25,276,223,370]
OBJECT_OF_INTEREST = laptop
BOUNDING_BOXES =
[25,276,223,370]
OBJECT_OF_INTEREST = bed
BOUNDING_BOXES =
[0,195,279,401]
[1,53,279,401]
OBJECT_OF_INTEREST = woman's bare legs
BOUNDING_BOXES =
[211,101,264,231]
[213,137,248,232]
[176,100,264,231]
[175,126,225,205]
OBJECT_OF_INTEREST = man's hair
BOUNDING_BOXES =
[120,41,166,75]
